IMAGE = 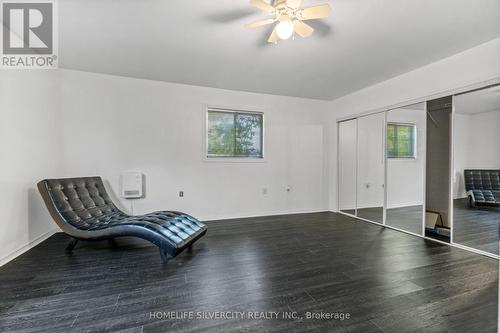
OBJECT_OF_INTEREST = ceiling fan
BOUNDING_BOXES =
[244,0,332,43]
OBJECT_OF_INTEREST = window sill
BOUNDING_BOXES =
[203,157,267,163]
[388,157,418,161]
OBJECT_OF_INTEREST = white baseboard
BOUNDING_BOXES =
[200,208,328,222]
[386,202,424,209]
[0,227,60,267]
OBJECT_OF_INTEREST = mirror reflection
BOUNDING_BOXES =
[338,119,357,215]
[425,97,452,242]
[386,102,426,234]
[356,113,385,223]
[453,85,500,255]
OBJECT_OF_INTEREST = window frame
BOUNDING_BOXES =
[204,107,265,162]
[386,122,417,159]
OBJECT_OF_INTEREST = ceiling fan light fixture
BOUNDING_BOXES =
[275,20,294,40]
[245,0,331,43]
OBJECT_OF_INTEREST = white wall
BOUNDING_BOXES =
[454,110,500,198]
[329,38,500,211]
[0,71,61,265]
[57,70,330,221]
[465,110,500,168]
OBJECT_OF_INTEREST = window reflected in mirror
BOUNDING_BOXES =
[387,123,416,159]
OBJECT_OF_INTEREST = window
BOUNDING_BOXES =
[207,108,263,158]
[387,123,416,158]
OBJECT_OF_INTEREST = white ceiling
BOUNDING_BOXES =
[455,85,500,114]
[59,0,500,100]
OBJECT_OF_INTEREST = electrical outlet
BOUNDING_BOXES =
[262,187,268,195]
[179,191,184,197]
[286,186,291,192]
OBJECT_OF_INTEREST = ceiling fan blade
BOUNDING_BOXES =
[249,0,275,13]
[267,28,279,43]
[286,0,303,8]
[244,18,276,29]
[293,21,314,38]
[301,4,332,20]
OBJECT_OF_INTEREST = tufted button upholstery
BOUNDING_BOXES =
[45,178,118,225]
[37,177,207,258]
[464,170,500,205]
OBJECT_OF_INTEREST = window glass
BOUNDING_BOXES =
[207,109,263,158]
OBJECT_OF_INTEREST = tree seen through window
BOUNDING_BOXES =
[207,109,263,158]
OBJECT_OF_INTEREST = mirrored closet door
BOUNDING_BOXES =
[385,103,426,234]
[338,119,357,215]
[452,85,500,255]
[338,83,500,258]
[356,113,385,223]
[424,97,452,242]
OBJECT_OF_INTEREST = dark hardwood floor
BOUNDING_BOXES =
[0,212,497,332]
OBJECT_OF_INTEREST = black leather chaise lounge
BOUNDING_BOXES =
[37,177,207,263]
[464,169,500,207]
